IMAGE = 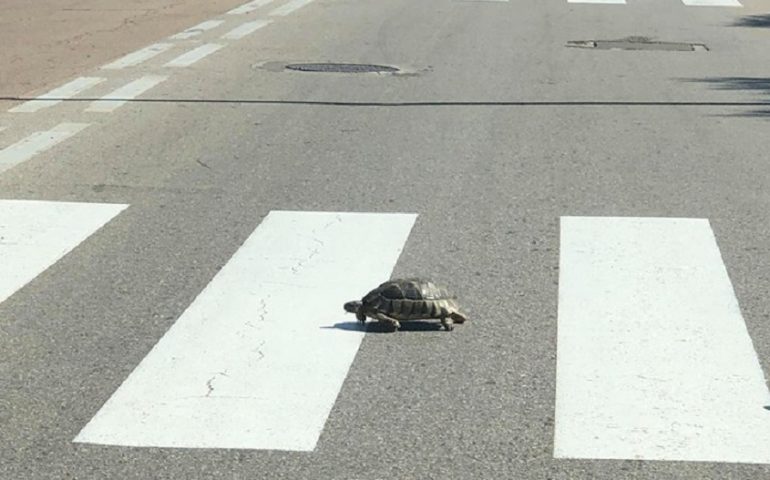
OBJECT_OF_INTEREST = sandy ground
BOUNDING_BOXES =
[0,0,249,97]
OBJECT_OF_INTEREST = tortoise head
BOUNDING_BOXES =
[344,301,362,314]
[344,301,367,322]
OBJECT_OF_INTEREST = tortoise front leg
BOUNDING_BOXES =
[373,312,401,331]
[440,316,454,331]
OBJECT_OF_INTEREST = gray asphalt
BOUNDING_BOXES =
[2,0,770,478]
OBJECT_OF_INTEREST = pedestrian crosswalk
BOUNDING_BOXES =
[2,203,769,463]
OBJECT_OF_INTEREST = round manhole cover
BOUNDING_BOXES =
[285,63,399,73]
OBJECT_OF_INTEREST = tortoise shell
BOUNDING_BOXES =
[361,278,461,320]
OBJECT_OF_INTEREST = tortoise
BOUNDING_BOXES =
[344,278,468,331]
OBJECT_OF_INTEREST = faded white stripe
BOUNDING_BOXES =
[270,0,315,16]
[568,0,625,3]
[228,0,276,14]
[85,76,167,113]
[554,216,770,463]
[170,20,224,40]
[74,211,417,450]
[0,123,89,175]
[682,0,741,5]
[221,20,272,40]
[164,44,224,67]
[102,43,174,70]
[9,77,105,113]
[0,200,128,305]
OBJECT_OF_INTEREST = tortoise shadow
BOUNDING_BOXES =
[322,320,444,333]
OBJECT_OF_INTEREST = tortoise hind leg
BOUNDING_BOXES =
[373,312,401,331]
[450,311,468,324]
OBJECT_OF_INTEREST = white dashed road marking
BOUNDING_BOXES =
[555,216,770,463]
[164,44,225,67]
[568,0,625,4]
[0,200,128,305]
[0,123,90,175]
[221,19,272,40]
[170,20,225,40]
[85,76,168,113]
[682,0,742,5]
[228,0,276,15]
[74,211,417,451]
[9,77,105,113]
[102,43,174,70]
[270,0,316,16]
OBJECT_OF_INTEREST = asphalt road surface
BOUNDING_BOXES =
[2,0,770,478]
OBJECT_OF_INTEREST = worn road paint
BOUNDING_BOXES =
[9,77,105,113]
[85,76,167,113]
[682,0,741,5]
[270,0,316,16]
[74,210,417,450]
[568,0,625,3]
[102,43,174,70]
[170,20,225,40]
[0,200,128,305]
[228,0,276,14]
[0,123,89,175]
[221,20,272,40]
[554,216,770,463]
[164,44,224,67]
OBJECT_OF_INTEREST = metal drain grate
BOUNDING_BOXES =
[567,37,708,52]
[285,63,400,73]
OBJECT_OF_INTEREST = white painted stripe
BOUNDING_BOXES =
[221,20,272,40]
[554,216,770,463]
[682,0,741,5]
[101,43,174,70]
[269,0,315,16]
[228,0,276,14]
[170,20,224,40]
[0,123,89,175]
[9,77,105,113]
[85,76,167,113]
[74,211,417,450]
[0,200,128,305]
[568,0,625,3]
[164,44,224,67]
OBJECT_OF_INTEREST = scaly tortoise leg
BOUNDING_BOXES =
[440,316,454,331]
[373,312,401,331]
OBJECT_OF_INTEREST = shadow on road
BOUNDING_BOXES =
[323,320,443,333]
[681,77,770,118]
[732,14,770,28]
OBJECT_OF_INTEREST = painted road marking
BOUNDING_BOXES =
[164,44,224,68]
[102,43,174,70]
[74,210,417,451]
[221,20,272,40]
[9,77,105,113]
[0,123,89,175]
[554,216,770,463]
[85,76,168,113]
[568,0,625,3]
[228,0,276,14]
[170,20,225,40]
[682,0,742,5]
[0,200,128,305]
[270,0,316,16]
